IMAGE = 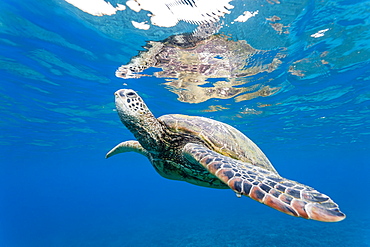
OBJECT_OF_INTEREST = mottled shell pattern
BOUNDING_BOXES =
[159,114,278,175]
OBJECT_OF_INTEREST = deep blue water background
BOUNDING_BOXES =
[1,0,370,246]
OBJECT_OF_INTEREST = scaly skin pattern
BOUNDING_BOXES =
[183,143,346,222]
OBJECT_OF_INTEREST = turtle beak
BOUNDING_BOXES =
[115,89,126,98]
[114,89,128,112]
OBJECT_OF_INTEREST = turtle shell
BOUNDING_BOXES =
[159,114,278,175]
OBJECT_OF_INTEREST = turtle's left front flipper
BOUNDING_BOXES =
[183,143,345,222]
[106,140,149,158]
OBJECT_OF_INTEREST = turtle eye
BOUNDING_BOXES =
[126,91,136,97]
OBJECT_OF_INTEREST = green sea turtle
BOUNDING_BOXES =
[106,89,345,222]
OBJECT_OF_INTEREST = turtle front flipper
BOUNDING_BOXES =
[183,143,345,222]
[106,140,149,158]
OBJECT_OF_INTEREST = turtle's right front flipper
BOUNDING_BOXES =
[106,140,149,158]
[183,143,345,222]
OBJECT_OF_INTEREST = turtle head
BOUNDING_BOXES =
[114,89,163,151]
[114,89,151,120]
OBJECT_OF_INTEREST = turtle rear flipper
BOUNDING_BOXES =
[183,143,346,222]
[106,140,149,158]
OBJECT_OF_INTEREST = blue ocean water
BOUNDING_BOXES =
[1,0,370,246]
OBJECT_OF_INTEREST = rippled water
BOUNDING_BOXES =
[1,0,370,246]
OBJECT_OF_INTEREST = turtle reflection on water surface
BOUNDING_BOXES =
[116,34,282,103]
